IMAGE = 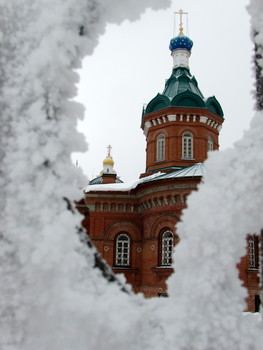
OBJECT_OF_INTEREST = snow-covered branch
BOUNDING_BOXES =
[0,1,170,349]
[248,0,263,316]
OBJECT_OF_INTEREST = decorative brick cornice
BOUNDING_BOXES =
[139,194,181,212]
[143,113,222,136]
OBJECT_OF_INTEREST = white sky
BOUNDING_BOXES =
[74,0,253,183]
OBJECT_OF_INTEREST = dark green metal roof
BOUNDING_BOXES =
[142,163,205,184]
[143,67,224,118]
[163,67,204,100]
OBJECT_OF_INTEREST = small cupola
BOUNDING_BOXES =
[169,9,193,69]
[101,145,116,175]
[89,145,123,185]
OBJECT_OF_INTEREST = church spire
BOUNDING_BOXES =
[169,9,193,69]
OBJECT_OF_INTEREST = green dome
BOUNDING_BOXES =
[163,67,203,100]
[143,67,224,118]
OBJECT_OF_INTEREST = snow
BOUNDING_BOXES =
[153,111,263,349]
[0,1,170,349]
[84,163,204,193]
[85,171,164,192]
[0,0,263,349]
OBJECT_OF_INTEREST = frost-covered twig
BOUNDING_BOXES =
[249,0,263,313]
[0,1,170,349]
[254,33,263,110]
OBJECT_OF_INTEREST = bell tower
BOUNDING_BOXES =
[140,10,224,177]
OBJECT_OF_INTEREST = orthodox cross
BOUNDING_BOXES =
[107,144,112,156]
[174,9,188,35]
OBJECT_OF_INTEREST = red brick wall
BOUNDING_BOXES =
[142,107,222,174]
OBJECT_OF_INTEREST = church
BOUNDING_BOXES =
[77,13,260,311]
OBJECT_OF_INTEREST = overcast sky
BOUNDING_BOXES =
[74,0,253,183]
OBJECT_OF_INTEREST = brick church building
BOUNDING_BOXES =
[77,16,260,311]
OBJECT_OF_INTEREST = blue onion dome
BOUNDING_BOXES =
[169,35,193,52]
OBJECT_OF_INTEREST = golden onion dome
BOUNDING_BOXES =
[103,157,114,166]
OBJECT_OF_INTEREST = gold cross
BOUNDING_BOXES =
[175,9,188,35]
[107,144,112,156]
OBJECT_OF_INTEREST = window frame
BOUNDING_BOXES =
[161,230,174,266]
[156,134,165,162]
[208,136,214,152]
[248,234,259,269]
[115,233,130,267]
[182,132,193,159]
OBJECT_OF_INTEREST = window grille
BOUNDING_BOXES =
[208,136,214,151]
[248,235,259,269]
[157,134,165,161]
[161,230,174,266]
[115,233,130,266]
[182,132,193,159]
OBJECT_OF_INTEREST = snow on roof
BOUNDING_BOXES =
[84,171,164,193]
[84,163,205,193]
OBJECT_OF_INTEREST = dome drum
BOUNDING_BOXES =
[171,49,191,69]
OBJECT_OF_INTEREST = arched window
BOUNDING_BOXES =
[115,233,130,266]
[208,136,214,151]
[156,134,165,161]
[161,230,174,266]
[248,234,259,269]
[182,132,193,159]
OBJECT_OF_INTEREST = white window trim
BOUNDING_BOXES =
[115,233,130,266]
[248,235,259,269]
[182,132,193,159]
[208,136,214,152]
[161,230,174,266]
[156,134,165,162]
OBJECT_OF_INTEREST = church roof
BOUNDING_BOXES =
[142,28,224,119]
[163,67,204,100]
[144,67,224,118]
[145,162,205,181]
[85,163,204,193]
